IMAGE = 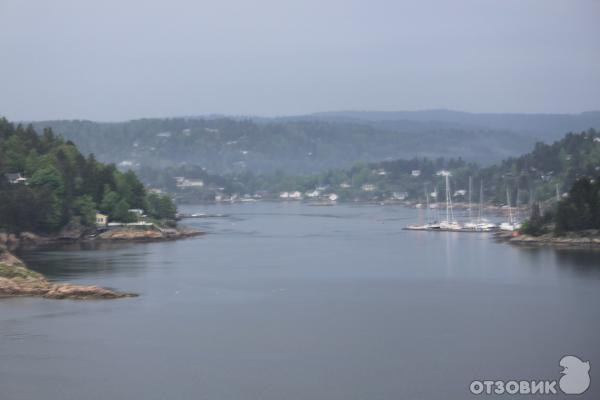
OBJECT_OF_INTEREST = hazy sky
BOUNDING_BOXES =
[1,0,599,121]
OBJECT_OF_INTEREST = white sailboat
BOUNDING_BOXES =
[438,171,462,231]
[464,180,497,231]
[499,187,522,231]
[406,185,441,230]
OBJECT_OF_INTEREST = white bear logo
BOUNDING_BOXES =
[559,355,591,395]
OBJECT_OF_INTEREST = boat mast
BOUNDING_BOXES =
[468,176,473,222]
[506,188,513,224]
[478,181,484,223]
[515,188,520,222]
[425,185,430,224]
[445,173,455,223]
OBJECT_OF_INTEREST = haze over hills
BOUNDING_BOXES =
[30,110,600,175]
[302,110,600,140]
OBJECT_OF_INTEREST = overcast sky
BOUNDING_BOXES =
[1,0,599,121]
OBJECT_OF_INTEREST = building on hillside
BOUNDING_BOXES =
[5,173,27,184]
[411,170,421,177]
[362,184,376,192]
[95,213,108,227]
[175,178,204,188]
[392,192,408,200]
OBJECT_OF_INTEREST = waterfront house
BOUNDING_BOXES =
[95,213,108,226]
[4,172,27,184]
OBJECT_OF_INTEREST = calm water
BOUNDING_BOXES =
[2,203,599,399]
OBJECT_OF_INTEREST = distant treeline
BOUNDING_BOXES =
[32,117,535,175]
[139,129,600,205]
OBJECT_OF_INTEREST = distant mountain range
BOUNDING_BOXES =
[30,110,600,174]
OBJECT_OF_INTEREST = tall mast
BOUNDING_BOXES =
[478,181,484,223]
[425,185,430,224]
[468,176,473,222]
[445,175,450,222]
[507,188,513,224]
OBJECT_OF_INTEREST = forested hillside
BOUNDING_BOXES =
[0,118,175,233]
[32,116,535,174]
[358,129,600,204]
[307,110,600,140]
[137,129,600,205]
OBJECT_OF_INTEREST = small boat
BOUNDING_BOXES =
[439,220,462,231]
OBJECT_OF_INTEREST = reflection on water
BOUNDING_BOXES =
[17,242,150,281]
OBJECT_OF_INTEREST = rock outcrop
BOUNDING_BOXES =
[495,230,600,248]
[96,225,202,241]
[0,245,135,300]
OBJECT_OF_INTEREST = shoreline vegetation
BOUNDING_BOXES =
[0,118,202,299]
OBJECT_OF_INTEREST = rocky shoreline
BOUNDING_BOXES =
[494,230,600,249]
[0,224,202,300]
[1,224,203,251]
[0,245,136,299]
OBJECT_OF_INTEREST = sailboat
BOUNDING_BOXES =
[499,187,522,231]
[464,179,497,231]
[438,171,462,231]
[406,185,441,230]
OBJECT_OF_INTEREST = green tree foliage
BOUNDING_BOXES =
[0,118,175,233]
[520,203,547,236]
[146,192,177,220]
[555,177,600,234]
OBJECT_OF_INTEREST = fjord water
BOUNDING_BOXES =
[2,203,599,399]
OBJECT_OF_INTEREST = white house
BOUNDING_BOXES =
[411,170,421,177]
[4,173,27,184]
[279,192,290,199]
[289,191,302,200]
[340,182,351,188]
[328,193,339,202]
[305,190,321,198]
[175,177,204,188]
[362,184,376,192]
[392,192,408,200]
